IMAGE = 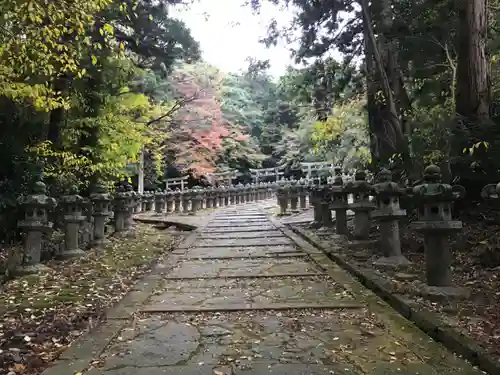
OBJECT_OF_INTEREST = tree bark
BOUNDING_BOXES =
[363,12,381,167]
[360,0,412,177]
[456,0,491,121]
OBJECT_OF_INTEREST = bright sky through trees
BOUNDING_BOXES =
[170,0,297,77]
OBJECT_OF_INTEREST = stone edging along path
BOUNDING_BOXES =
[283,222,500,375]
[40,214,215,375]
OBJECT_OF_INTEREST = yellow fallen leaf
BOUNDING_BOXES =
[13,363,25,371]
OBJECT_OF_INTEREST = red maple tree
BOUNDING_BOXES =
[165,64,251,175]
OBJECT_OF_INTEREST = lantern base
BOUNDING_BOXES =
[16,263,51,275]
[59,248,85,259]
[92,238,110,247]
[373,255,411,269]
[417,285,470,301]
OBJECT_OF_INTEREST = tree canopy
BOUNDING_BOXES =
[1,0,499,217]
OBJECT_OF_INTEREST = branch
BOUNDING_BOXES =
[145,92,200,126]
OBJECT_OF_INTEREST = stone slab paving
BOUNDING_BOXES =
[76,204,482,375]
[211,216,269,221]
[205,223,277,229]
[198,230,283,239]
[211,214,268,219]
[88,309,480,375]
[143,276,355,311]
[134,212,216,230]
[192,237,293,248]
[172,245,304,259]
[204,225,277,232]
[163,258,322,279]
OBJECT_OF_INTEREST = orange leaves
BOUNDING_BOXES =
[166,63,256,174]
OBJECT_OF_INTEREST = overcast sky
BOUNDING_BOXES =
[170,1,297,78]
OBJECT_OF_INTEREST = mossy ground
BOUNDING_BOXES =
[0,223,177,375]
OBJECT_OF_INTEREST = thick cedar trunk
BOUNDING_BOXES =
[379,0,412,136]
[456,0,491,121]
[363,15,381,168]
[360,0,412,178]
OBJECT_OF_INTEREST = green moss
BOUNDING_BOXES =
[0,224,173,314]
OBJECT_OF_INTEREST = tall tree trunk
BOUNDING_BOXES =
[46,76,67,147]
[456,0,491,121]
[360,0,412,179]
[378,0,412,136]
[363,14,381,168]
[138,149,145,193]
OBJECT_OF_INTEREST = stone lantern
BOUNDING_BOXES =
[123,183,135,230]
[267,182,274,199]
[59,185,86,259]
[198,188,205,209]
[165,190,174,213]
[211,187,220,208]
[255,183,260,201]
[249,184,255,202]
[345,170,376,239]
[239,184,246,204]
[228,185,236,205]
[298,179,308,209]
[330,176,349,235]
[190,186,203,215]
[276,183,290,215]
[371,169,410,267]
[217,186,225,207]
[17,179,57,274]
[318,184,333,227]
[481,182,500,205]
[411,165,466,296]
[308,184,322,226]
[289,181,300,212]
[154,189,165,214]
[90,181,111,245]
[262,182,268,200]
[140,192,147,212]
[222,186,230,206]
[134,192,142,213]
[182,189,191,213]
[113,184,129,233]
[173,189,182,213]
[205,187,214,209]
[255,183,261,201]
[142,191,152,212]
[236,183,244,204]
[246,184,252,202]
[244,184,251,202]
[218,186,225,207]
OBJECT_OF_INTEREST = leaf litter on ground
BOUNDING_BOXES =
[0,224,179,375]
[303,203,500,362]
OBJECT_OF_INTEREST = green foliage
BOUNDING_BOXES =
[0,0,202,239]
[311,98,371,170]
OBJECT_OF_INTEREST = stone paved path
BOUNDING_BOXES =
[85,204,482,375]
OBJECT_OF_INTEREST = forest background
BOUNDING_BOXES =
[0,0,497,240]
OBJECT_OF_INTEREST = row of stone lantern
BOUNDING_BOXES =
[17,179,114,275]
[272,165,471,296]
[144,182,277,215]
[274,166,355,216]
[301,165,469,297]
[276,179,311,215]
[16,179,280,275]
